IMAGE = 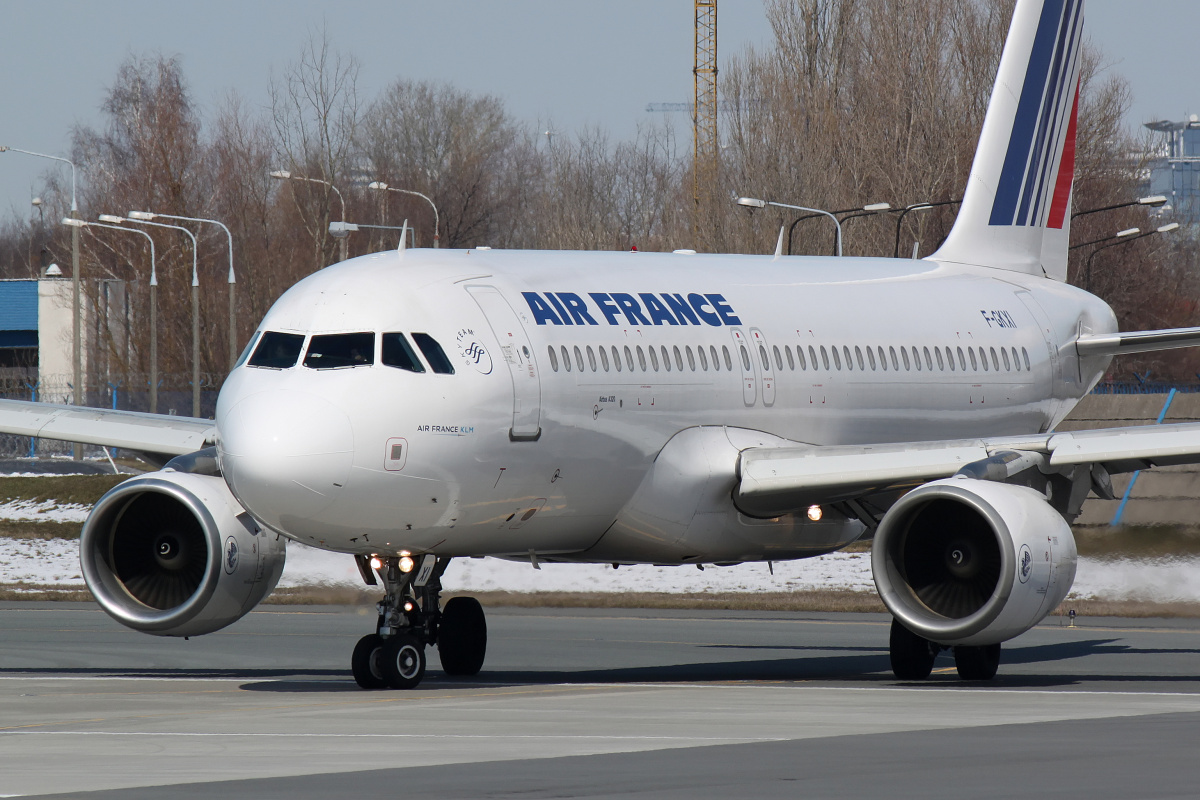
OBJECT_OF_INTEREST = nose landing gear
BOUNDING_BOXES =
[349,555,488,690]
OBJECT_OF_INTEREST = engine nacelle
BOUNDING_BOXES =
[80,471,286,637]
[872,477,1076,646]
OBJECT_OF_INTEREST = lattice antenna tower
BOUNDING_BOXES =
[693,0,718,210]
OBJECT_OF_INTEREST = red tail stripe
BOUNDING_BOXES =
[1047,80,1080,230]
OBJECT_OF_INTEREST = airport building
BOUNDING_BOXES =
[1144,116,1200,224]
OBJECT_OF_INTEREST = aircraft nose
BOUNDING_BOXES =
[219,390,355,527]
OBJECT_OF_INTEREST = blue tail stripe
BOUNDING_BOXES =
[989,0,1068,227]
[1024,1,1082,225]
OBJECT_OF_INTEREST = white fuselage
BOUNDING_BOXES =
[214,248,1116,564]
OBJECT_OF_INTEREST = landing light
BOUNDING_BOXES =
[807,505,823,522]
[369,556,383,571]
[398,555,415,573]
[403,601,415,612]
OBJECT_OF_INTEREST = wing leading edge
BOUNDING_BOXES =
[0,399,215,463]
[735,421,1200,518]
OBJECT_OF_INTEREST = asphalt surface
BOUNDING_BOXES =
[1,603,1199,798]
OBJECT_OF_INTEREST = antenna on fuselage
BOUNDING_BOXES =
[772,225,785,260]
[397,219,409,256]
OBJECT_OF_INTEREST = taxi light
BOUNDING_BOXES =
[369,556,383,571]
[398,555,415,573]
[807,505,823,522]
[403,601,415,612]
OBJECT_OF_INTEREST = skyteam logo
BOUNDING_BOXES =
[521,291,741,327]
[224,536,240,575]
[1018,544,1033,583]
[456,328,493,374]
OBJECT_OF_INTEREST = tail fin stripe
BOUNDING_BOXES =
[989,0,1081,227]
[1046,81,1081,229]
[1024,0,1084,226]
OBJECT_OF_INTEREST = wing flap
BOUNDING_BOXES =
[0,399,215,457]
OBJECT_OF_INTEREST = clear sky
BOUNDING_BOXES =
[0,1,1194,219]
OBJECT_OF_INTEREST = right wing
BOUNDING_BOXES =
[0,399,216,464]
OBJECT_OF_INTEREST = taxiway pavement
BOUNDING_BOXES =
[1,603,1199,798]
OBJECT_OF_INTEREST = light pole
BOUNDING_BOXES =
[1071,195,1167,220]
[736,197,845,256]
[368,182,440,248]
[1069,226,1140,252]
[108,215,202,417]
[893,200,961,258]
[834,203,892,255]
[62,218,159,413]
[1084,223,1180,293]
[1,146,82,425]
[270,170,348,262]
[128,211,238,370]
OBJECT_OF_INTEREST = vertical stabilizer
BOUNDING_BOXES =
[929,0,1083,281]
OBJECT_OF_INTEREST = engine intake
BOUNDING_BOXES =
[872,478,1076,646]
[80,471,286,637]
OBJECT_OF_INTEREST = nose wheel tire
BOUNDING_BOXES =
[889,618,938,680]
[953,643,1001,680]
[382,633,427,690]
[438,596,487,676]
[351,633,389,689]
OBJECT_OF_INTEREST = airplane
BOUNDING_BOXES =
[3,0,1198,689]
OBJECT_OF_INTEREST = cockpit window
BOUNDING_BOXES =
[303,332,375,369]
[381,333,426,373]
[235,331,262,368]
[248,331,304,369]
[411,333,455,374]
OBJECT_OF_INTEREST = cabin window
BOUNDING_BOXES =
[990,347,1000,371]
[820,346,830,370]
[922,347,933,371]
[625,345,635,371]
[599,346,610,371]
[934,347,944,371]
[968,347,978,370]
[910,346,921,371]
[410,333,454,374]
[785,346,794,370]
[560,345,572,372]
[649,346,660,371]
[574,345,585,372]
[698,346,708,370]
[831,346,842,370]
[808,346,818,370]
[877,346,887,371]
[854,346,865,371]
[636,346,647,371]
[587,345,597,371]
[686,346,696,371]
[945,346,955,371]
[958,347,968,371]
[1022,347,1030,371]
[249,331,305,369]
[773,345,783,371]
[740,345,752,372]
[1011,347,1020,370]
[304,332,375,369]
[1001,347,1011,371]
[866,346,876,371]
[843,345,854,371]
[547,345,559,372]
[758,345,770,371]
[978,346,989,371]
[660,345,672,372]
[723,346,733,371]
[889,346,899,371]
[382,333,426,373]
[901,347,911,371]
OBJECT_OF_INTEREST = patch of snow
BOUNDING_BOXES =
[0,500,91,524]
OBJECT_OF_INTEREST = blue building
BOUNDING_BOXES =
[0,280,38,370]
[1145,116,1200,224]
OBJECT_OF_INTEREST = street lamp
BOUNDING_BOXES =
[1084,223,1180,292]
[108,215,203,418]
[270,169,349,262]
[2,145,82,421]
[834,202,892,255]
[736,197,845,256]
[893,200,961,258]
[1069,226,1140,252]
[128,211,239,371]
[62,217,159,413]
[1071,195,1168,220]
[367,182,440,248]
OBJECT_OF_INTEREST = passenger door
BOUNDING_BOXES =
[467,286,542,440]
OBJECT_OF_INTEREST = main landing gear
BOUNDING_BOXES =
[350,555,488,690]
[888,619,1001,681]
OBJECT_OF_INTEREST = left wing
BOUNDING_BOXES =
[735,422,1200,518]
[0,399,216,464]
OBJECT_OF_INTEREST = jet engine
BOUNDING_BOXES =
[872,477,1076,646]
[79,470,286,637]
